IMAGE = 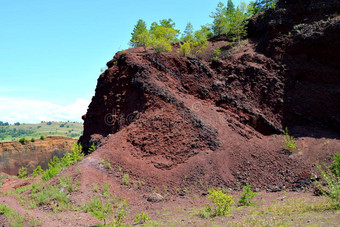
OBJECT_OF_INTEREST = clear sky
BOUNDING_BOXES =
[0,0,250,123]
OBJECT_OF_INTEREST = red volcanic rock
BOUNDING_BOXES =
[79,0,339,190]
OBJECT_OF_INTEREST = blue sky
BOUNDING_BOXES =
[0,0,250,123]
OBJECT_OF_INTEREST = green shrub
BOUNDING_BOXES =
[59,176,74,193]
[179,41,192,56]
[18,138,27,144]
[134,211,151,224]
[330,153,340,177]
[208,188,234,216]
[0,204,25,226]
[33,185,69,212]
[283,127,297,150]
[42,143,84,181]
[315,153,340,209]
[32,165,44,177]
[199,204,212,219]
[18,167,27,179]
[84,198,116,226]
[30,138,35,142]
[40,136,45,140]
[238,183,257,206]
[212,47,221,60]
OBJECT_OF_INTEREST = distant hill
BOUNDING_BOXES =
[0,121,83,142]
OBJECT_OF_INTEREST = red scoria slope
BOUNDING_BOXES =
[79,0,339,192]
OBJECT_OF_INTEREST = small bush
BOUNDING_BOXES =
[208,188,234,216]
[330,153,340,177]
[134,211,151,224]
[42,143,84,181]
[40,136,45,140]
[59,176,74,193]
[32,165,44,177]
[84,197,116,226]
[18,138,27,144]
[315,153,340,209]
[199,204,212,219]
[0,204,25,226]
[30,138,35,142]
[283,127,297,150]
[212,47,221,60]
[238,183,257,206]
[18,167,27,179]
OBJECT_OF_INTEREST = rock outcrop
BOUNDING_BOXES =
[79,0,339,190]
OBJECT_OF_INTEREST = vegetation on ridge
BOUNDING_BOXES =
[129,0,277,54]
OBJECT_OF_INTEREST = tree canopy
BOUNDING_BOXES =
[129,1,273,54]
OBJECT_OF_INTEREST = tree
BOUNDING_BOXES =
[130,19,149,48]
[253,0,277,14]
[210,2,228,36]
[149,19,179,53]
[149,26,177,53]
[194,25,213,41]
[229,2,248,44]
[181,22,194,42]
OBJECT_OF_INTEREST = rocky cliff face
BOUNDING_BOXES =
[0,137,76,175]
[248,0,340,135]
[79,0,339,190]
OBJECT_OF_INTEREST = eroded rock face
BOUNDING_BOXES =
[248,0,340,134]
[79,0,339,189]
[0,137,76,175]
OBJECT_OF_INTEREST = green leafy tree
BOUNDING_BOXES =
[149,24,178,53]
[130,19,149,48]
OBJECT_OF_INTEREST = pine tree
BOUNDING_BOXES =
[194,25,213,41]
[253,0,276,14]
[149,24,178,53]
[130,19,149,48]
[229,2,248,45]
[181,22,194,42]
[210,2,228,36]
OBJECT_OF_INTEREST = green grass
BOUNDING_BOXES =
[0,121,83,142]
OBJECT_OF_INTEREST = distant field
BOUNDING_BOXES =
[0,121,83,142]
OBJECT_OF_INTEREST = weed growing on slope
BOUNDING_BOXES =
[238,183,257,206]
[17,167,27,179]
[82,195,128,226]
[315,153,340,209]
[134,211,151,224]
[122,174,130,186]
[0,204,25,226]
[283,127,297,150]
[32,165,43,177]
